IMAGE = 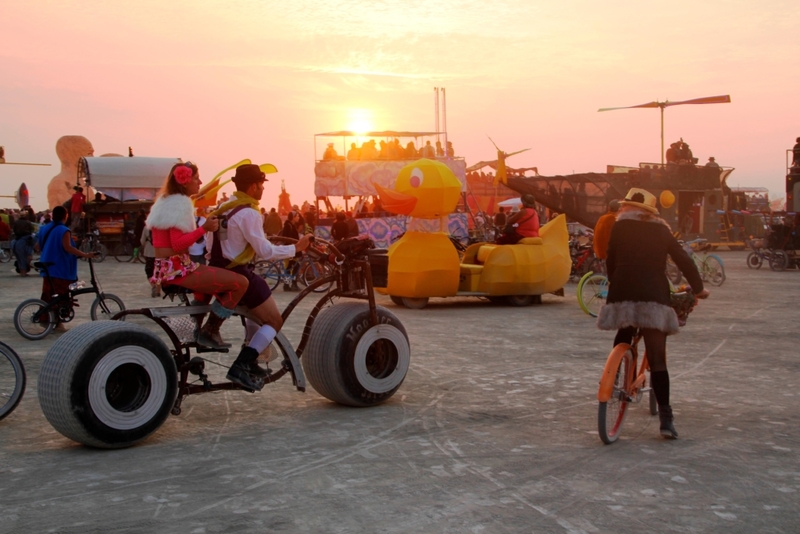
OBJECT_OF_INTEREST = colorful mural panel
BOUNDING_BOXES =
[315,213,468,249]
[314,159,467,198]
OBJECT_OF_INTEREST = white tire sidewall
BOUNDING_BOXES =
[88,345,168,430]
[353,324,410,394]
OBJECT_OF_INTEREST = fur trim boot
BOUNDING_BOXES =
[658,404,678,439]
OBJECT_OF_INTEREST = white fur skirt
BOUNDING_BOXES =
[597,301,680,335]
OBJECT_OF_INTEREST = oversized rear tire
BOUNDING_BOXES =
[38,321,177,448]
[14,298,55,340]
[303,302,410,407]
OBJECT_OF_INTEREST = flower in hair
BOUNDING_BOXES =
[174,165,194,185]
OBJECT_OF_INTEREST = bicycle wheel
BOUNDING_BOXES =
[598,350,631,444]
[255,261,282,291]
[746,252,762,269]
[770,250,788,272]
[300,260,334,293]
[578,273,608,317]
[14,298,56,340]
[78,240,91,261]
[703,254,725,286]
[0,342,25,420]
[114,243,134,262]
[94,243,108,263]
[90,293,126,321]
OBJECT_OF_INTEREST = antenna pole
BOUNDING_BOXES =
[660,105,665,165]
[442,88,447,156]
[434,88,440,143]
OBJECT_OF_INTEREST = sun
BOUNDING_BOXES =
[346,109,374,136]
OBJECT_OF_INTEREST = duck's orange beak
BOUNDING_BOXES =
[374,182,418,215]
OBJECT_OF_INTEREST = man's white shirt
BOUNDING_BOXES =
[206,208,296,262]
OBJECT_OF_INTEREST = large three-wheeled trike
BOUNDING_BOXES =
[37,236,410,448]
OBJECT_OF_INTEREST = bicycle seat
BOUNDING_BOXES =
[34,261,54,269]
[162,285,193,295]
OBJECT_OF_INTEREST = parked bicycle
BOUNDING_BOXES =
[597,289,699,444]
[14,258,125,340]
[577,270,608,317]
[667,239,725,286]
[570,241,601,282]
[114,228,144,263]
[0,341,25,421]
[78,227,107,263]
[255,242,334,293]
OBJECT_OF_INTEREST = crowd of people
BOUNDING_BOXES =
[664,139,721,169]
[323,138,456,161]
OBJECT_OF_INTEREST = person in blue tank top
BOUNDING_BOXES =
[37,206,95,309]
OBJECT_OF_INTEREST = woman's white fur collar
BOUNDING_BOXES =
[146,194,196,233]
[616,210,670,228]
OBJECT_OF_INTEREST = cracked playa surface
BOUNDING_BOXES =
[1,251,798,533]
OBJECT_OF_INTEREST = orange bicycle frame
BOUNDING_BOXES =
[597,336,650,402]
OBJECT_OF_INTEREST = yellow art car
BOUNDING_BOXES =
[376,214,571,309]
[372,158,570,309]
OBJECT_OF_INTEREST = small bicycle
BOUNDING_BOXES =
[13,258,126,340]
[0,341,25,421]
[597,289,698,444]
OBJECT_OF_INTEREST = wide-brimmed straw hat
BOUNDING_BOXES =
[620,187,659,214]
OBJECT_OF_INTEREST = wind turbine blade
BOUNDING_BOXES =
[505,148,531,158]
[598,102,661,112]
[663,95,731,107]
[487,135,501,152]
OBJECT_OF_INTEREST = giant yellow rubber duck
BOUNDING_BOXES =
[374,158,571,308]
[374,159,462,305]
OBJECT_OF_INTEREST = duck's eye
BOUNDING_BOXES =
[410,168,424,188]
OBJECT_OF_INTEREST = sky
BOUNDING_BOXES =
[1,0,799,210]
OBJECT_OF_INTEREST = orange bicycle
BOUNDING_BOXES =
[597,290,697,444]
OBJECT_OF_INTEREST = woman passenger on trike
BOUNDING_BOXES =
[146,162,249,348]
[597,188,710,439]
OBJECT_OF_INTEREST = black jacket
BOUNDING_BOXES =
[606,211,703,306]
[598,210,704,334]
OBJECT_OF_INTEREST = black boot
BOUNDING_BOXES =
[226,347,264,392]
[659,405,678,439]
[197,312,232,349]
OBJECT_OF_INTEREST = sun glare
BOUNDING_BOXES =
[347,109,374,135]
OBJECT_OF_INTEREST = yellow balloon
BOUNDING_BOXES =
[660,190,676,209]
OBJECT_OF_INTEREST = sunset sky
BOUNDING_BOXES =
[1,0,798,210]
